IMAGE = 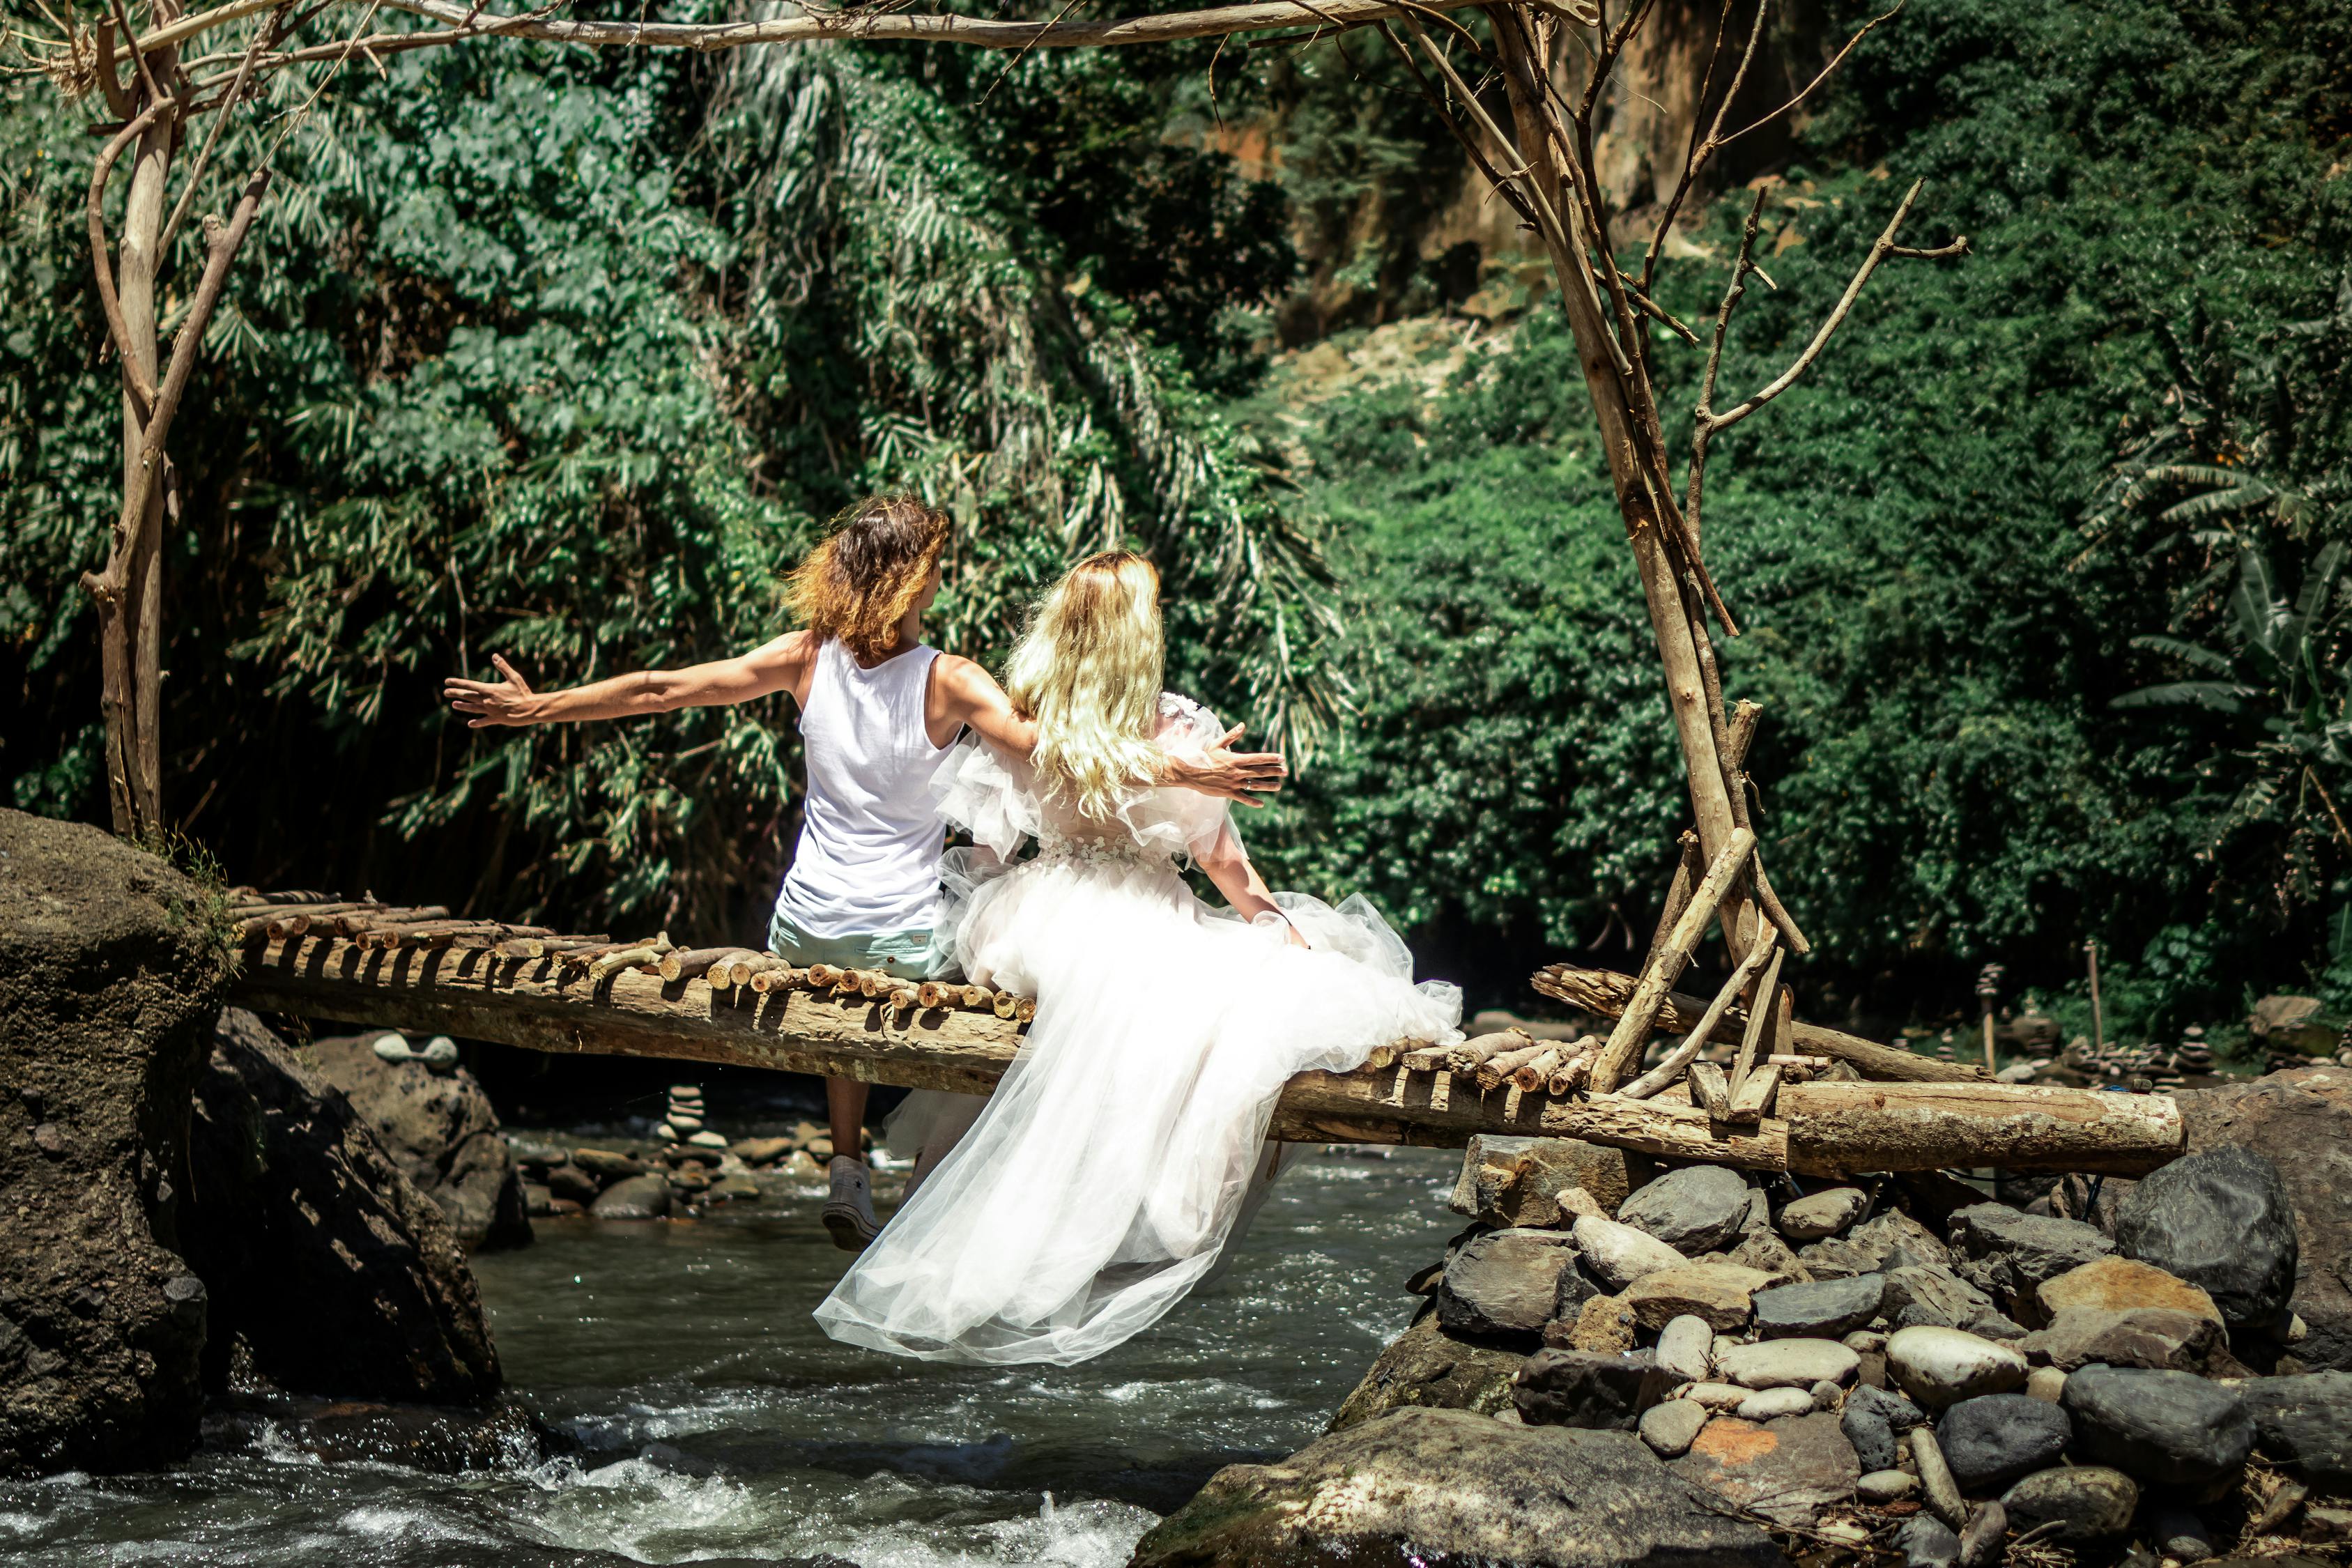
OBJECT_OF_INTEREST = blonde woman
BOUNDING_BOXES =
[445,501,1284,1249]
[813,551,1461,1365]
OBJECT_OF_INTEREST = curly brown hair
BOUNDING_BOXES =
[783,494,953,662]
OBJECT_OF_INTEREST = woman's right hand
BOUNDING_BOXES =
[444,655,543,728]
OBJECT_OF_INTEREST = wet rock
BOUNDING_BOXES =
[309,1034,530,1252]
[1130,1407,1787,1568]
[1736,1388,1815,1421]
[1776,1187,1868,1243]
[2169,1070,2352,1369]
[183,1010,502,1405]
[1753,1275,1884,1340]
[590,1174,672,1220]
[1547,1293,1639,1355]
[2238,1369,2352,1489]
[2019,1307,2225,1372]
[2000,1465,2137,1541]
[1512,1348,1673,1431]
[1626,1262,1778,1332]
[1572,1214,1689,1291]
[1640,1396,1709,1457]
[207,1393,550,1474]
[1330,1303,1525,1429]
[1719,1339,1859,1390]
[545,1162,601,1206]
[1619,1166,1753,1255]
[1437,1228,1581,1339]
[1880,1266,2023,1339]
[1886,1327,2026,1408]
[1332,1304,1525,1430]
[571,1148,643,1182]
[1935,1394,2069,1492]
[0,811,224,1476]
[1657,1314,1714,1383]
[1947,1205,2112,1314]
[1896,1515,1961,1568]
[2036,1256,2223,1326]
[1857,1468,1918,1503]
[1673,1411,1861,1526]
[2061,1365,2252,1500]
[2148,1504,2217,1564]
[2114,1146,2298,1330]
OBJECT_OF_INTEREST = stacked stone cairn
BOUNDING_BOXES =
[1344,1134,2352,1565]
[506,1116,857,1220]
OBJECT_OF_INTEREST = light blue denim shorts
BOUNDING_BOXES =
[765,910,958,981]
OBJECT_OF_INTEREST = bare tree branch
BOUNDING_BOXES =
[159,0,287,257]
[1687,178,1966,542]
[140,0,1496,69]
[1716,1,1902,153]
[86,96,176,422]
[1640,0,1767,294]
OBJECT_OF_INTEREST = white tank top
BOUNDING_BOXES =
[772,638,951,938]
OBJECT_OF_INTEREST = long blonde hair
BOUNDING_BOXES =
[783,494,952,662]
[1005,551,1165,822]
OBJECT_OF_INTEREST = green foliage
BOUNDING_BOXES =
[2,6,1334,937]
[1257,0,2352,1026]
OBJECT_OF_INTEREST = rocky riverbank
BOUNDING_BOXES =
[1142,1089,2352,1567]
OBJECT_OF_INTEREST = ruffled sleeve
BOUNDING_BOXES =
[1111,692,1234,863]
[930,738,1043,861]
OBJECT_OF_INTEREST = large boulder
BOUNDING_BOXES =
[180,1010,500,1404]
[1671,1412,1863,1527]
[2160,1074,2352,1365]
[2240,1370,2352,1490]
[0,811,226,1476]
[2061,1365,2252,1500]
[1129,1408,1787,1568]
[308,1033,531,1250]
[1329,1305,1523,1430]
[2113,1146,2296,1332]
[1618,1166,1753,1255]
[1437,1229,1581,1339]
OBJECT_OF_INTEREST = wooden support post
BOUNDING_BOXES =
[1689,1061,1734,1121]
[1732,946,1785,1092]
[1725,1063,1781,1125]
[1619,924,1776,1100]
[1976,962,2004,1076]
[1591,827,1754,1093]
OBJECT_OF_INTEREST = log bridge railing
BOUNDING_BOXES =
[222,893,2185,1179]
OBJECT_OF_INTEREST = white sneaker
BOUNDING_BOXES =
[822,1156,880,1252]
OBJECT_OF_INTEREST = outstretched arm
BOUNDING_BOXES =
[929,656,1289,806]
[1196,822,1309,948]
[444,633,817,728]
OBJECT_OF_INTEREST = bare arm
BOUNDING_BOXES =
[445,633,815,728]
[1196,822,1309,948]
[929,656,1289,806]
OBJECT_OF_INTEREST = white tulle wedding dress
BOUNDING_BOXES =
[812,694,1463,1365]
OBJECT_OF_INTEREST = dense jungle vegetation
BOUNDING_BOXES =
[3,0,2348,1036]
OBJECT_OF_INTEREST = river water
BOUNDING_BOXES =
[0,1145,1461,1567]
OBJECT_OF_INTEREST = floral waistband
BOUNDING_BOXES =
[1033,833,1169,871]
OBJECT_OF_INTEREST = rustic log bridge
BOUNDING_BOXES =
[226,931,2182,1176]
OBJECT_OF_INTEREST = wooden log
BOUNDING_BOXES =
[1476,1043,1550,1092]
[656,947,740,983]
[1689,1061,1734,1121]
[1778,1079,2183,1176]
[748,963,801,994]
[226,937,2178,1174]
[1725,1063,1781,1125]
[324,906,452,939]
[992,990,1020,1020]
[1365,1042,1401,1070]
[1620,926,1777,1100]
[856,969,890,998]
[1546,1038,1599,1096]
[1642,831,1703,969]
[1015,997,1037,1024]
[1590,826,1755,1093]
[916,981,949,1010]
[960,984,991,1010]
[1511,1047,1566,1093]
[886,985,920,1013]
[1540,1094,1788,1170]
[1731,946,1784,1092]
[1401,1045,1450,1072]
[589,939,670,981]
[804,962,843,990]
[1446,1029,1530,1073]
[1532,963,1990,1084]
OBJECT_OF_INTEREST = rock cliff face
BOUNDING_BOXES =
[0,810,227,1476]
[180,1010,502,1404]
[308,1033,532,1251]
